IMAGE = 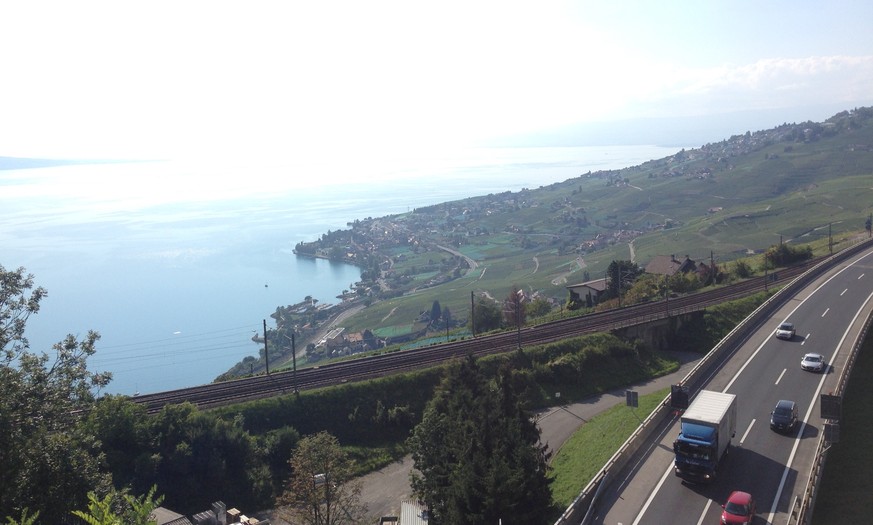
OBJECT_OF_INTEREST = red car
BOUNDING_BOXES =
[721,490,756,524]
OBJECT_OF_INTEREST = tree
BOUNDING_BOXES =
[471,295,503,334]
[763,243,813,268]
[277,431,367,525]
[733,259,754,279]
[408,357,552,524]
[605,260,642,300]
[1,265,112,522]
[442,306,452,326]
[70,486,163,525]
[149,404,272,514]
[526,296,553,319]
[263,426,302,494]
[503,285,526,329]
[623,274,663,304]
[430,300,442,323]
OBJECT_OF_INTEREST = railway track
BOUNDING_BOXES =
[131,260,814,414]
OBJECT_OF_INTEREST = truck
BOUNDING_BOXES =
[673,389,737,483]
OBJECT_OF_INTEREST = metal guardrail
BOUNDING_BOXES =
[554,237,873,525]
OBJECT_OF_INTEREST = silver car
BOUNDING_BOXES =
[775,322,795,340]
[801,352,825,372]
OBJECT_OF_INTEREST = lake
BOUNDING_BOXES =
[1,144,684,394]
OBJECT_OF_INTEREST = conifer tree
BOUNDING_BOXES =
[408,356,552,524]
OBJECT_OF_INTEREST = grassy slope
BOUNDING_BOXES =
[336,113,873,336]
[549,387,670,509]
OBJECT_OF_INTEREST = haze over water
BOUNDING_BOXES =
[2,145,684,394]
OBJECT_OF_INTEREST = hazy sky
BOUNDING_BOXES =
[2,0,872,160]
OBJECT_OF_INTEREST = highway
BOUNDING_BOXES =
[591,247,873,525]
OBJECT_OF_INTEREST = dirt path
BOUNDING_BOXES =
[381,307,398,323]
[551,257,586,285]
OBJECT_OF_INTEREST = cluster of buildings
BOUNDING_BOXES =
[566,254,715,306]
[154,502,267,525]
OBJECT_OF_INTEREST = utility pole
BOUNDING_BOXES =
[829,222,833,254]
[263,319,270,375]
[291,332,298,394]
[664,274,669,315]
[470,291,476,337]
[515,288,524,350]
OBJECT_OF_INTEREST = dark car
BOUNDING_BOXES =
[721,490,756,524]
[770,399,798,433]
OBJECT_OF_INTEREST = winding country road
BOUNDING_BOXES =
[436,244,479,269]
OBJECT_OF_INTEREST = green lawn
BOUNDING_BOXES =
[549,387,670,508]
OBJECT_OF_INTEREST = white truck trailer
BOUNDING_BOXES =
[673,390,737,483]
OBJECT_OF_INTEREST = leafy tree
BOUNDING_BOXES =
[70,486,163,525]
[4,508,39,525]
[733,259,754,279]
[149,404,272,514]
[408,356,552,524]
[83,396,154,495]
[503,285,526,329]
[764,242,813,268]
[666,270,701,295]
[623,274,664,304]
[262,426,302,494]
[1,265,112,522]
[526,296,553,319]
[471,295,503,334]
[276,431,368,525]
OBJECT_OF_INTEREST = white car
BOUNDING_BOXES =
[775,322,795,340]
[801,352,825,373]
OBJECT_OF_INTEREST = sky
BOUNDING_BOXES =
[1,1,873,163]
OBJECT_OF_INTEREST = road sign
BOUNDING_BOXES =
[821,394,842,420]
[671,385,689,409]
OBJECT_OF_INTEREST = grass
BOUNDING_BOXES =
[548,387,671,508]
[810,330,873,524]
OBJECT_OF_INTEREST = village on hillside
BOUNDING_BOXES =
[219,108,872,379]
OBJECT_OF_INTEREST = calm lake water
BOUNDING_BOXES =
[1,144,683,394]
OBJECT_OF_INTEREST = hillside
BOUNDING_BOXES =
[245,107,873,372]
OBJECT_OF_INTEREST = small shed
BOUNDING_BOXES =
[400,500,430,524]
